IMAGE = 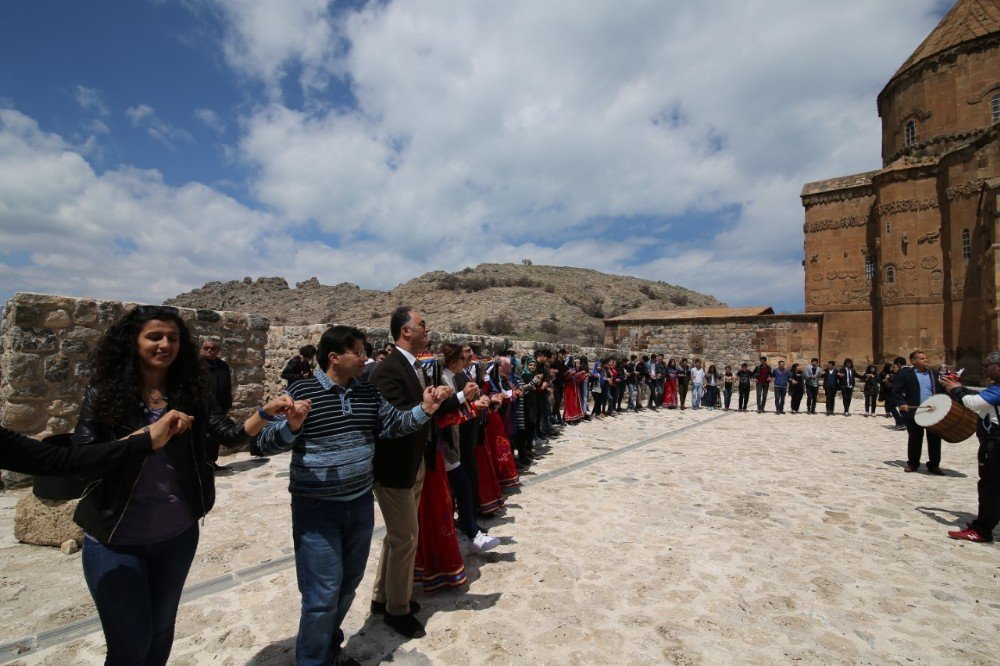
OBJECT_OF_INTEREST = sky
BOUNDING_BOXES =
[0,0,952,312]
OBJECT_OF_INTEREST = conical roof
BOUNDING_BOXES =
[891,0,1000,81]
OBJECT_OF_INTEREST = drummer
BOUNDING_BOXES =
[893,350,945,474]
[939,353,1000,543]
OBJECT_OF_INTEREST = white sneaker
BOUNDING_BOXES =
[469,531,499,553]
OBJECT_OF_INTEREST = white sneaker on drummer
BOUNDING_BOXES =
[470,531,499,553]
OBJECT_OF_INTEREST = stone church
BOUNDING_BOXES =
[802,0,1000,378]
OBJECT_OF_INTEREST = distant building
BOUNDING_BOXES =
[802,0,1000,377]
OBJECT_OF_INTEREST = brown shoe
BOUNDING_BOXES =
[904,464,918,473]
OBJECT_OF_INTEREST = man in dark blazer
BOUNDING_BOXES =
[368,306,471,639]
[892,349,943,474]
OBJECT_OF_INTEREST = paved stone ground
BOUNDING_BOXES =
[1,402,998,664]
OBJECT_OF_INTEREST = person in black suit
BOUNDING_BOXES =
[368,306,470,639]
[892,349,943,474]
[838,358,856,415]
[821,360,839,415]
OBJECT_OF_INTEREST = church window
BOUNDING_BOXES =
[904,120,916,147]
[886,265,896,285]
[992,94,1000,122]
[865,256,876,279]
[962,228,971,262]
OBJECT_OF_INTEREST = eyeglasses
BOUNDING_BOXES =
[135,305,180,317]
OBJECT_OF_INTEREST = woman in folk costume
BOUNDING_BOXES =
[481,360,521,489]
[662,358,679,408]
[470,357,506,515]
[435,344,499,553]
[562,357,585,424]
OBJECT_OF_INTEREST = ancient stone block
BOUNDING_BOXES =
[4,352,42,384]
[97,301,125,326]
[196,309,222,323]
[13,495,84,547]
[10,382,50,400]
[8,327,57,353]
[247,315,269,331]
[10,302,43,327]
[2,402,45,433]
[73,300,99,326]
[60,339,90,355]
[47,399,81,418]
[44,309,72,329]
[44,355,71,382]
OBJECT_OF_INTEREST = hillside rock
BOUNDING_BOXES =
[167,264,722,346]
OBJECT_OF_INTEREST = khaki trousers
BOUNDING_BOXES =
[371,460,425,615]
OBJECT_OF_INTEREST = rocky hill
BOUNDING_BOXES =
[166,264,722,346]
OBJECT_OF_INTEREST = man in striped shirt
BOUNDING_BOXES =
[256,325,450,666]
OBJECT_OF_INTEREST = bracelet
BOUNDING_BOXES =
[257,407,278,421]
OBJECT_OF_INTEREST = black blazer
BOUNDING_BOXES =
[370,350,463,488]
[892,366,939,413]
[839,366,856,390]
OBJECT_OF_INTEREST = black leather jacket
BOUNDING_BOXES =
[72,386,249,543]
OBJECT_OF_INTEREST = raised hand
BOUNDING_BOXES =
[462,382,479,401]
[148,410,194,450]
[286,399,312,431]
[421,386,445,415]
[434,385,455,402]
[262,394,295,418]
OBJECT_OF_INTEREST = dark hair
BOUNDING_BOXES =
[894,356,907,366]
[534,348,551,360]
[440,342,464,365]
[908,350,924,361]
[811,357,819,363]
[390,306,413,341]
[557,348,567,354]
[827,360,836,365]
[843,358,853,367]
[790,363,799,373]
[882,363,893,373]
[760,356,767,362]
[579,356,590,372]
[317,325,366,371]
[88,305,205,422]
[364,342,374,358]
[707,364,717,374]
[300,344,316,358]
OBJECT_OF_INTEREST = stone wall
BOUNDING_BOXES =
[603,315,822,369]
[0,292,269,451]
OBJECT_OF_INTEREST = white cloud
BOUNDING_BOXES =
[194,108,226,133]
[73,85,110,117]
[126,104,194,149]
[202,0,340,94]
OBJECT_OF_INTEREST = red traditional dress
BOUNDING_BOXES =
[562,369,585,423]
[482,380,520,489]
[414,448,467,592]
[663,371,679,408]
[474,432,505,514]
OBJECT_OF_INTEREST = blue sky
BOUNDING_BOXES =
[0,0,950,312]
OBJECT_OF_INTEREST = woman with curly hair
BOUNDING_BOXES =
[73,305,295,666]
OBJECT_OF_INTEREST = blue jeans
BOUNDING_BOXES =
[293,492,374,666]
[626,383,637,410]
[691,383,704,409]
[82,523,199,666]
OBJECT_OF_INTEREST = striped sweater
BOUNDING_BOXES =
[256,368,428,500]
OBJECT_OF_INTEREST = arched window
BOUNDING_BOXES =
[886,265,896,285]
[992,94,1000,123]
[904,120,916,147]
[962,228,971,262]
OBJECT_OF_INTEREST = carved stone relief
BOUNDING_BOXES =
[929,270,944,297]
[920,256,938,269]
[803,215,870,233]
[877,197,940,216]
